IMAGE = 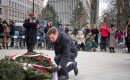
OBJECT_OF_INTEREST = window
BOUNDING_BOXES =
[18,4,19,10]
[9,0,11,7]
[18,11,19,18]
[15,3,17,9]
[12,2,14,8]
[20,12,22,18]
[9,9,11,16]
[0,8,2,15]
[15,11,17,17]
[12,10,14,17]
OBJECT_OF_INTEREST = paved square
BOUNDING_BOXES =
[0,49,130,80]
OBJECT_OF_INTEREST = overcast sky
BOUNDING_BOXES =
[44,0,48,7]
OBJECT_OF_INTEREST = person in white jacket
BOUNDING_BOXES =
[76,31,86,51]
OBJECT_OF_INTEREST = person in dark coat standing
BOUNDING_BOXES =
[91,25,99,45]
[23,12,39,53]
[37,23,44,48]
[44,22,53,49]
[47,27,78,80]
[9,20,15,47]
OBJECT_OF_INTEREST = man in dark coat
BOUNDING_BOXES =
[47,27,78,80]
[9,20,15,47]
[23,12,39,53]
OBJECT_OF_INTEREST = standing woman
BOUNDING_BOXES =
[1,20,10,49]
[125,20,130,53]
[109,24,117,52]
[100,23,110,51]
[91,24,99,45]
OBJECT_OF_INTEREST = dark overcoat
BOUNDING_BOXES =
[23,19,39,43]
[54,32,78,67]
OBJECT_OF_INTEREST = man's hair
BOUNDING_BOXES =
[47,27,58,36]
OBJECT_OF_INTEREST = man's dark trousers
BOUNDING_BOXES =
[27,43,35,52]
[101,36,107,50]
[54,54,76,77]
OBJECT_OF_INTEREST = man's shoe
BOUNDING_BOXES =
[73,62,78,76]
[58,75,69,80]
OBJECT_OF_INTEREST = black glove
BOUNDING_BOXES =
[52,66,59,72]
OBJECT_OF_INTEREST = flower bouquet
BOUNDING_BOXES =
[0,52,56,80]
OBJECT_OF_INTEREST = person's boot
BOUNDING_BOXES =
[6,46,8,49]
[128,48,130,53]
[0,46,2,49]
[73,62,78,76]
[112,47,115,53]
[93,47,96,52]
[3,46,5,49]
[110,47,112,52]
[104,48,107,51]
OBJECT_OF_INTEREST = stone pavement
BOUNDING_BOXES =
[0,48,130,80]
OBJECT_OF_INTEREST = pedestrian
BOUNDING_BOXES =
[86,31,98,52]
[100,23,110,51]
[1,20,10,49]
[47,27,78,80]
[37,23,44,49]
[57,23,64,33]
[9,20,15,48]
[23,12,39,53]
[65,27,70,34]
[125,19,130,53]
[91,24,99,45]
[109,24,117,52]
[76,31,86,51]
[117,29,123,43]
[44,22,53,49]
[84,26,91,38]
[73,27,78,36]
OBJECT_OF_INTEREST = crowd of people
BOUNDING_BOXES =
[0,12,130,54]
[0,11,130,80]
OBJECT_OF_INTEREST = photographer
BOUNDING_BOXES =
[23,12,39,53]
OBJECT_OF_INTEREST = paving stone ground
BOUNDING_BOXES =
[0,48,130,80]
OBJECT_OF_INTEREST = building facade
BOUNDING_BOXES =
[48,0,78,28]
[48,0,91,28]
[0,0,44,23]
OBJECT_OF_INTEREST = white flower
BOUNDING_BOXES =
[23,63,27,66]
[28,64,32,67]
[12,57,16,60]
[23,67,28,70]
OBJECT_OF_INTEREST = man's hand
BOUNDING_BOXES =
[52,66,60,72]
[30,19,34,23]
